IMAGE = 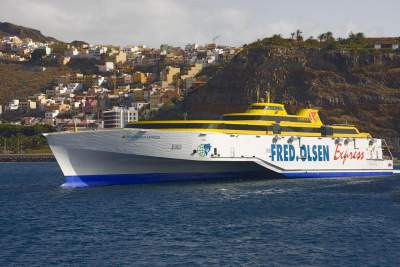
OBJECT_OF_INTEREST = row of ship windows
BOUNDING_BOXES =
[222,115,311,122]
[249,106,283,111]
[126,123,358,134]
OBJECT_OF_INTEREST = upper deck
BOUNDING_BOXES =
[126,101,371,138]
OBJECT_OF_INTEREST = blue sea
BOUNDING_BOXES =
[1,163,400,266]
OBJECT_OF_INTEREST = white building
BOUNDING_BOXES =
[96,76,105,86]
[374,43,399,50]
[40,46,52,55]
[71,101,81,110]
[122,46,141,53]
[132,102,147,110]
[7,99,20,111]
[102,106,138,128]
[19,100,37,111]
[89,46,108,59]
[368,38,400,50]
[98,62,114,73]
[46,85,67,96]
[33,93,47,101]
[67,48,80,57]
[45,110,60,119]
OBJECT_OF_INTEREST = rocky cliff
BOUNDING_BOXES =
[182,43,400,137]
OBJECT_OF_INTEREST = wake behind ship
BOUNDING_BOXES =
[45,98,395,187]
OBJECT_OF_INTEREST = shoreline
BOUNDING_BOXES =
[0,154,55,162]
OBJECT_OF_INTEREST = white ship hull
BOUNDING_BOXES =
[45,129,395,187]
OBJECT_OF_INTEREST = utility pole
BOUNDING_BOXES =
[113,69,117,93]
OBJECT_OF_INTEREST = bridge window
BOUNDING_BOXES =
[223,115,310,123]
[250,105,283,111]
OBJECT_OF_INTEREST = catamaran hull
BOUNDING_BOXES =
[55,148,280,187]
[45,129,395,187]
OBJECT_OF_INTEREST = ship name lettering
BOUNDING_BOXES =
[271,144,329,162]
[333,144,364,164]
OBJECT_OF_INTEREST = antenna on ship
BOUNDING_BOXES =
[266,91,271,103]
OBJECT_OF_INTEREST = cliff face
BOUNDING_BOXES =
[183,46,400,136]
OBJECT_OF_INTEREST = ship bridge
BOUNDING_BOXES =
[246,102,287,115]
[222,102,323,126]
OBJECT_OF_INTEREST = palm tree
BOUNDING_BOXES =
[348,32,356,41]
[355,32,365,41]
[318,33,326,42]
[296,29,303,41]
[326,31,334,42]
[348,32,365,43]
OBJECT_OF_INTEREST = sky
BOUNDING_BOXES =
[1,0,399,47]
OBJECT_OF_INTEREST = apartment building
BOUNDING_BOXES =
[102,106,138,128]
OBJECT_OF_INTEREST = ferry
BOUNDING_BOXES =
[45,97,395,187]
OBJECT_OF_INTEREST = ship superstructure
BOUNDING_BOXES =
[127,101,368,138]
[45,99,394,187]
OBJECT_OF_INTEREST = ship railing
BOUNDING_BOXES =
[382,139,393,161]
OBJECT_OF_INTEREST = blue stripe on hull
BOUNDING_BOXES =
[63,171,281,188]
[63,170,395,188]
[283,171,394,178]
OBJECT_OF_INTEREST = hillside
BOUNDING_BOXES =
[0,63,70,104]
[180,39,400,137]
[0,21,59,43]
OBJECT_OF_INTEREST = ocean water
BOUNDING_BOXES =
[1,163,400,266]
